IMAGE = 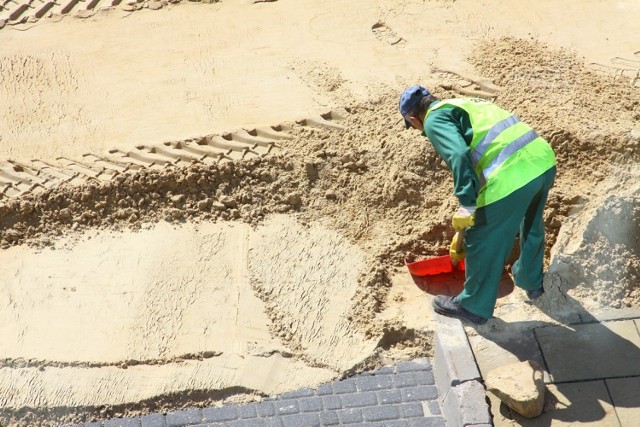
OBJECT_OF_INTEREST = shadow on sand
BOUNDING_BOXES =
[408,267,515,299]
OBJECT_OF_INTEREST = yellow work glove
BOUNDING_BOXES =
[449,232,466,262]
[452,205,476,231]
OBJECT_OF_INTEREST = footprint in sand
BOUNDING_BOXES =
[433,68,503,99]
[589,50,640,87]
[371,21,406,47]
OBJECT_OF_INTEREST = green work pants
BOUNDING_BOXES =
[457,166,557,319]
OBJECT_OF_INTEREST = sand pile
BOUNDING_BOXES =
[0,12,639,427]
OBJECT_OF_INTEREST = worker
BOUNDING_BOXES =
[399,85,557,324]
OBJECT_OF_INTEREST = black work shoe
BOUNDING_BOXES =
[527,285,545,300]
[432,296,488,325]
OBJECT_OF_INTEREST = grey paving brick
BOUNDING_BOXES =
[281,412,320,427]
[236,404,257,419]
[341,391,377,408]
[255,401,276,417]
[418,417,448,427]
[166,409,202,427]
[104,418,140,427]
[408,417,446,427]
[396,358,431,373]
[362,405,400,422]
[388,419,445,427]
[399,402,424,418]
[319,410,339,425]
[274,399,299,416]
[202,405,239,423]
[84,422,103,427]
[264,418,284,427]
[331,379,357,394]
[374,366,394,375]
[322,395,342,410]
[140,413,166,427]
[393,372,418,388]
[356,374,393,391]
[376,388,402,405]
[316,383,333,396]
[401,385,438,402]
[298,396,323,412]
[428,400,442,415]
[206,420,266,427]
[415,369,436,386]
[231,420,267,427]
[279,388,315,400]
[336,408,363,424]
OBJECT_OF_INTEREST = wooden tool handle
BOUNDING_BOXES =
[455,229,465,254]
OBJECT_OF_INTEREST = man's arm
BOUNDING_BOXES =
[424,107,479,207]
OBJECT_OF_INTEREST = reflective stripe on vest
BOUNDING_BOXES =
[481,129,539,181]
[470,115,520,166]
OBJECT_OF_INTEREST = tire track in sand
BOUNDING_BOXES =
[589,49,640,88]
[0,0,208,29]
[0,110,346,200]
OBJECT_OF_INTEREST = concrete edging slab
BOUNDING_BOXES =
[434,314,492,426]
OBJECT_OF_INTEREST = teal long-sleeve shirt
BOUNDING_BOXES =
[422,103,481,207]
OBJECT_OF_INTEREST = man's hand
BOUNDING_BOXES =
[450,232,465,262]
[452,205,476,231]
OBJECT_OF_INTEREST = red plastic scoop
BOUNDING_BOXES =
[404,253,466,296]
[405,254,515,298]
[404,255,465,277]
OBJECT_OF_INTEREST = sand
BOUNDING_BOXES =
[0,0,639,425]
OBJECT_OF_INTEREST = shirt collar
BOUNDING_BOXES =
[421,100,441,136]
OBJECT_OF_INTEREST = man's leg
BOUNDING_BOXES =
[456,202,522,319]
[512,167,556,290]
[457,172,551,319]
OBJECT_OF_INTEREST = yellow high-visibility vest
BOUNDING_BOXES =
[427,98,556,207]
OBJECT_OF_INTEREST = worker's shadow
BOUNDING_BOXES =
[471,273,640,426]
[408,268,514,299]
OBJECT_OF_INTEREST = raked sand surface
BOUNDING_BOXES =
[1,0,639,425]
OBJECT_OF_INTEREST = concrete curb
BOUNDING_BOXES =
[433,313,492,427]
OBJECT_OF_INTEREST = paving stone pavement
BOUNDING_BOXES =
[68,358,446,427]
[469,308,640,426]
